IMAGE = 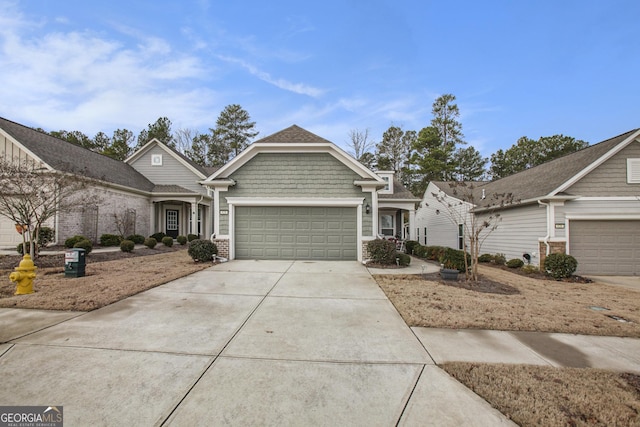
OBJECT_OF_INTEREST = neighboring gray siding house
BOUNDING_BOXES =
[415,129,640,276]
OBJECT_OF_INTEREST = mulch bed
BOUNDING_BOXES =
[420,271,521,295]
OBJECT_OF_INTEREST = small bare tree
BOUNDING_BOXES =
[113,209,136,238]
[0,158,93,258]
[431,182,515,281]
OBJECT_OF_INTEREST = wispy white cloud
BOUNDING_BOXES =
[218,55,324,97]
[0,3,217,134]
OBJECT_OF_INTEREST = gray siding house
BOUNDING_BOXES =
[415,129,640,276]
[1,119,418,262]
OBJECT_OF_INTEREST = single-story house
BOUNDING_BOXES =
[0,118,418,262]
[415,129,640,276]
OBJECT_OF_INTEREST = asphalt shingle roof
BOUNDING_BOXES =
[254,125,333,144]
[431,129,639,209]
[152,184,194,193]
[0,117,155,192]
[378,178,420,200]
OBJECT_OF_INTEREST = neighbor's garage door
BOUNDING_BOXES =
[235,206,357,260]
[0,216,22,248]
[570,220,640,275]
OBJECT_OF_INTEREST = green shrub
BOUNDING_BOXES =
[73,239,93,254]
[177,235,188,245]
[187,233,199,242]
[120,240,135,252]
[16,242,36,255]
[522,264,539,274]
[65,235,87,248]
[38,227,55,247]
[439,248,470,272]
[506,258,524,268]
[162,236,174,247]
[413,245,429,259]
[404,240,420,255]
[544,253,578,279]
[493,253,507,265]
[478,253,493,263]
[427,246,447,261]
[144,237,157,249]
[188,239,218,262]
[150,232,166,242]
[126,234,145,245]
[396,252,411,266]
[100,233,122,247]
[366,239,397,264]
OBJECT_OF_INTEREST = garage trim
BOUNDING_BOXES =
[226,197,364,261]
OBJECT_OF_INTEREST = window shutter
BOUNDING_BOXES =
[627,159,640,183]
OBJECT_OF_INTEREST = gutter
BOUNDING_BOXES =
[538,200,551,256]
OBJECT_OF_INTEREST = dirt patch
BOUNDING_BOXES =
[375,264,640,337]
[420,271,519,295]
[0,248,211,311]
[442,363,640,427]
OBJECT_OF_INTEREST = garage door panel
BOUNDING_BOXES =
[235,206,357,260]
[570,220,640,276]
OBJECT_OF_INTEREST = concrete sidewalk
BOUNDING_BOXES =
[0,260,513,426]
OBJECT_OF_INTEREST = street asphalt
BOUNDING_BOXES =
[1,260,639,426]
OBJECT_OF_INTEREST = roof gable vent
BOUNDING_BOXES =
[627,158,640,183]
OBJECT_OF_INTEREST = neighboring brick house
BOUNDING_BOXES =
[415,129,640,276]
[1,119,419,261]
[0,117,213,246]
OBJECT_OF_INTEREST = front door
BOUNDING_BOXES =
[166,209,179,238]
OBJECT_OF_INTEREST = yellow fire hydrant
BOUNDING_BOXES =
[9,254,37,295]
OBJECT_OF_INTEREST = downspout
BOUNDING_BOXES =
[538,200,550,255]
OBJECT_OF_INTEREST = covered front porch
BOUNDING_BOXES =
[377,202,418,241]
[150,189,212,239]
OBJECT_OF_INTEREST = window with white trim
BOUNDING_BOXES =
[458,224,464,250]
[382,176,390,191]
[380,214,394,236]
[627,158,640,183]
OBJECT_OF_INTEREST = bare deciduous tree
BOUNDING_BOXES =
[346,128,374,160]
[0,159,93,258]
[431,181,515,281]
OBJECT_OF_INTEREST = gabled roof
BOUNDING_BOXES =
[0,117,154,192]
[204,125,384,185]
[254,125,332,144]
[378,178,421,201]
[429,128,640,210]
[125,138,209,179]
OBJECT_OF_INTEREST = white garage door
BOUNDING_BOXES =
[569,220,640,275]
[235,206,357,260]
[0,216,23,248]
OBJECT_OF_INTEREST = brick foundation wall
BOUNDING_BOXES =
[539,240,567,268]
[361,241,370,261]
[213,238,229,259]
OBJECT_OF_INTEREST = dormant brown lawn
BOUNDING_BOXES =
[375,264,640,337]
[0,249,210,311]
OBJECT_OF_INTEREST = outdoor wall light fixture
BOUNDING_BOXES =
[365,204,371,214]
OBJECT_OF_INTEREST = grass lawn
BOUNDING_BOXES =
[374,263,640,426]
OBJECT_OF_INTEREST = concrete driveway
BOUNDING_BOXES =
[0,260,513,426]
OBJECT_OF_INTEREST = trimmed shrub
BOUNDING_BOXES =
[506,258,524,268]
[404,240,420,255]
[73,239,93,254]
[396,252,411,266]
[176,235,188,245]
[150,232,166,242]
[126,234,145,245]
[38,226,55,247]
[493,253,507,265]
[161,236,174,247]
[439,248,470,272]
[16,242,36,255]
[100,233,122,247]
[544,253,578,279]
[413,245,429,259]
[478,253,493,263]
[65,235,87,248]
[187,233,199,242]
[144,237,157,249]
[366,239,397,264]
[426,246,447,261]
[522,265,539,274]
[120,240,135,253]
[188,239,218,262]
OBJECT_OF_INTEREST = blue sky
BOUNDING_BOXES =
[0,0,638,158]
